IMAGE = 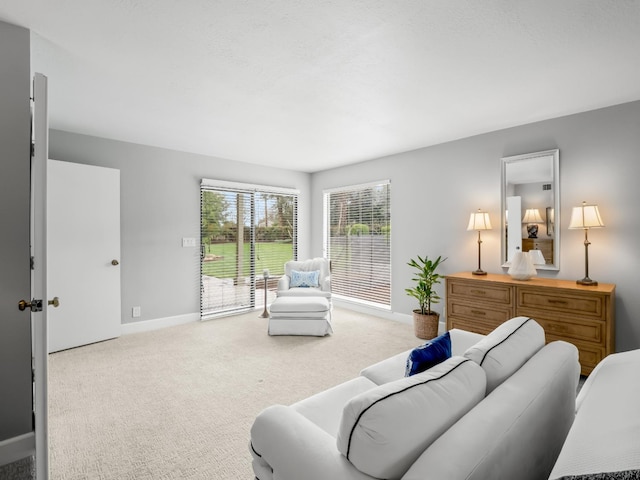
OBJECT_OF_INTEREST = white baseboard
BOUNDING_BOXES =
[333,299,447,334]
[121,312,199,335]
[119,308,447,337]
[0,432,34,467]
[333,298,412,325]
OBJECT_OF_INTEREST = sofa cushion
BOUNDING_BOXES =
[360,329,486,385]
[291,376,377,437]
[405,331,451,376]
[464,316,545,394]
[336,356,486,480]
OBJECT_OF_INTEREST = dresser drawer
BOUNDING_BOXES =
[448,281,513,305]
[530,315,604,344]
[517,288,605,320]
[448,300,513,325]
[448,317,501,336]
[546,334,605,375]
[445,273,615,377]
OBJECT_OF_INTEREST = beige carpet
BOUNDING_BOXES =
[48,307,419,479]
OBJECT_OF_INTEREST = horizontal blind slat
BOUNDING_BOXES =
[324,182,391,307]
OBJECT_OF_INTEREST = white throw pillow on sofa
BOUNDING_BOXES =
[464,316,545,394]
[336,356,486,480]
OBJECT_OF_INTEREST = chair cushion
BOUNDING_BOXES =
[405,331,451,376]
[336,356,486,479]
[285,258,330,280]
[290,269,320,287]
[463,316,545,394]
[270,296,330,314]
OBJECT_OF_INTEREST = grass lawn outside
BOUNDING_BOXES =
[202,242,293,278]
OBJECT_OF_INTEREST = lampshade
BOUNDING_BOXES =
[522,208,544,224]
[467,210,492,231]
[528,249,546,265]
[569,202,605,229]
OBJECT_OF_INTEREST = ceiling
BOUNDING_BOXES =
[1,1,640,173]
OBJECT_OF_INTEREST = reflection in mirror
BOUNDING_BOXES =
[501,149,560,271]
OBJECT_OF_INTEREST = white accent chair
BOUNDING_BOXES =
[276,257,332,299]
[268,258,332,336]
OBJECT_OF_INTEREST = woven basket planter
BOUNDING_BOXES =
[412,311,440,340]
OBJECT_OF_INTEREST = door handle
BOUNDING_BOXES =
[19,299,41,311]
[111,259,119,266]
[19,297,60,311]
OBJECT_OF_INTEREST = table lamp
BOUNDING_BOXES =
[568,201,604,286]
[467,209,492,275]
[522,208,544,238]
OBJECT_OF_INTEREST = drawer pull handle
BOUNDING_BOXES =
[470,290,486,295]
[547,300,568,305]
[470,310,486,315]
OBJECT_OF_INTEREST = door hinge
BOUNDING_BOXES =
[30,256,35,270]
[31,142,35,158]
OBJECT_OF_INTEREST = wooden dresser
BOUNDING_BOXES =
[522,237,554,264]
[445,272,615,375]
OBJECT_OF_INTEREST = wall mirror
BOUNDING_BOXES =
[501,149,560,270]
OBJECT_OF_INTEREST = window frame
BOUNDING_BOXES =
[323,180,391,309]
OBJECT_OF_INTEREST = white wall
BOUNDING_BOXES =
[311,100,640,352]
[49,131,311,325]
[0,20,33,444]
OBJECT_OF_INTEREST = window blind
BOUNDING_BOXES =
[200,180,298,319]
[323,180,391,308]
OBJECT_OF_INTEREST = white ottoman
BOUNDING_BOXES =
[268,296,332,336]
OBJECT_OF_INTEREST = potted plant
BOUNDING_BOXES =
[405,255,447,339]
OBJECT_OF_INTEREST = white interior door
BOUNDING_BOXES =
[47,160,121,353]
[506,195,523,263]
[31,72,49,480]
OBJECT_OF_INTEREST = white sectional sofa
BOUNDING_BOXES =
[250,316,581,480]
[549,349,640,480]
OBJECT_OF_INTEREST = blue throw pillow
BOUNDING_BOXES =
[290,269,320,288]
[405,331,452,377]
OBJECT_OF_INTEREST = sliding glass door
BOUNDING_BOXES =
[200,180,297,319]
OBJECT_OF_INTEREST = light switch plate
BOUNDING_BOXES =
[182,237,196,247]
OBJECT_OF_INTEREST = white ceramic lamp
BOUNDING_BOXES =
[508,250,537,280]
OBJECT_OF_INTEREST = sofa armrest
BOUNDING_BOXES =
[403,341,579,480]
[550,349,640,478]
[277,275,290,292]
[250,405,376,480]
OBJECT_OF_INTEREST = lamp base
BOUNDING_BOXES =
[472,269,487,276]
[577,277,598,286]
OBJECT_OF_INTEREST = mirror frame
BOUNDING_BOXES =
[501,149,560,271]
